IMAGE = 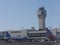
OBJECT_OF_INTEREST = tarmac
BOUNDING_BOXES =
[0,41,57,45]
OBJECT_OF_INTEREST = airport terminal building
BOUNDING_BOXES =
[0,7,60,42]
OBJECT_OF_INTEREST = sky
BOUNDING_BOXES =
[0,0,60,31]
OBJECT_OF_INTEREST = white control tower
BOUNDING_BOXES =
[37,7,46,30]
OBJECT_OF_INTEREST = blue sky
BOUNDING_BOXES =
[0,0,60,30]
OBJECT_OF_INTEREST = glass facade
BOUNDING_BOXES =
[27,33,47,37]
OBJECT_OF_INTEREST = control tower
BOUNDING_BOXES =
[37,7,46,30]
